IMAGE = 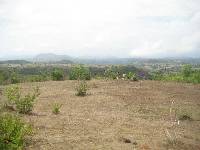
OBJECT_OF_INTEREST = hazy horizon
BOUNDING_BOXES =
[0,0,200,59]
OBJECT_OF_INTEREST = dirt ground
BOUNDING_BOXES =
[2,80,200,150]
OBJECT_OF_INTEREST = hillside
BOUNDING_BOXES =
[1,80,199,149]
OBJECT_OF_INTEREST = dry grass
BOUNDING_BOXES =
[1,80,200,149]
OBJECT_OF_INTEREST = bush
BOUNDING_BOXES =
[104,68,118,79]
[15,94,36,114]
[10,72,20,84]
[75,81,88,96]
[35,86,40,97]
[0,71,7,85]
[0,113,32,150]
[0,70,20,85]
[0,70,14,85]
[52,103,62,114]
[5,86,21,105]
[126,72,138,81]
[51,69,64,81]
[181,64,192,77]
[69,65,91,80]
[4,86,40,114]
[150,71,164,80]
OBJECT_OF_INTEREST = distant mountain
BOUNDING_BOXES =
[33,53,72,62]
[0,53,200,65]
[51,59,74,64]
[73,57,200,65]
[0,60,30,64]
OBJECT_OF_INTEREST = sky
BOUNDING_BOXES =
[0,0,200,59]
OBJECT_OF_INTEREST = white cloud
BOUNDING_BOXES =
[0,0,200,58]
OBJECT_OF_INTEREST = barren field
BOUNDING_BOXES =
[1,80,200,150]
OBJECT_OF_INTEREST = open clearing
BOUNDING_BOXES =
[2,80,200,149]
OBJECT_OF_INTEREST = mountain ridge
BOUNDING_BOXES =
[33,53,72,62]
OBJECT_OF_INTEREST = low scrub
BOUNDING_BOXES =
[4,86,40,114]
[75,81,88,96]
[52,103,62,114]
[126,72,138,81]
[104,67,118,79]
[5,86,21,105]
[0,113,32,150]
[15,94,36,114]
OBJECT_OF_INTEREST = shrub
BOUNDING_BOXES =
[150,71,164,80]
[15,94,36,114]
[75,81,88,96]
[0,113,32,150]
[51,69,64,81]
[104,68,118,79]
[4,86,40,114]
[52,103,62,114]
[126,72,138,81]
[69,65,91,80]
[181,64,192,77]
[33,86,40,97]
[10,72,20,84]
[190,70,200,83]
[5,86,21,105]
[0,70,20,85]
[0,70,14,85]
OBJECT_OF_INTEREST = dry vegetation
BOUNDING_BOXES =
[1,80,200,150]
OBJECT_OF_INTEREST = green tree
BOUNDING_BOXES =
[69,65,91,80]
[182,65,192,77]
[51,68,64,81]
[104,67,118,79]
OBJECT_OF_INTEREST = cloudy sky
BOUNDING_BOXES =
[0,0,200,58]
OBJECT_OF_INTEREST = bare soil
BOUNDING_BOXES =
[2,80,200,149]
